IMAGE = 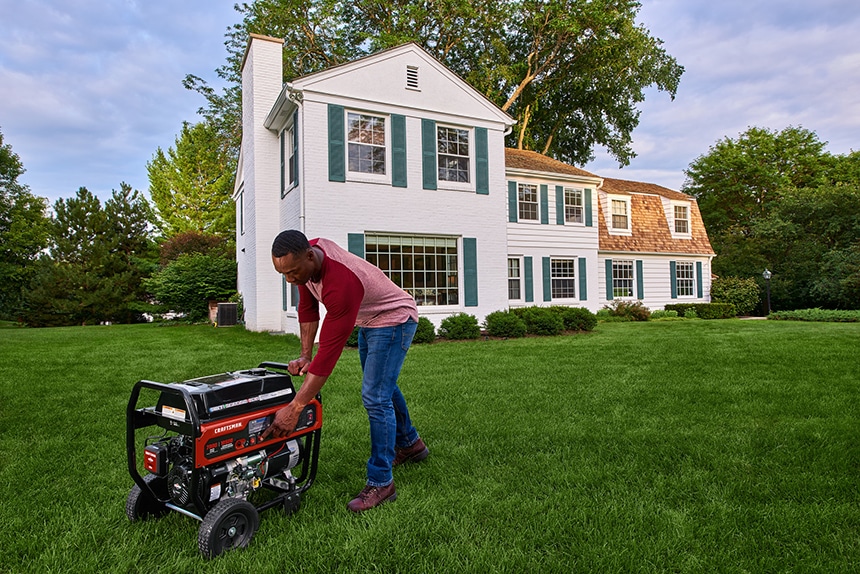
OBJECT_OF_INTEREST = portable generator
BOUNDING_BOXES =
[126,362,321,558]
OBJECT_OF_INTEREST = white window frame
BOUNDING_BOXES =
[564,187,584,224]
[550,258,576,300]
[676,261,695,297]
[436,124,473,191]
[346,111,389,184]
[609,195,631,234]
[365,234,459,307]
[612,259,635,299]
[671,201,691,238]
[518,183,539,222]
[508,257,522,301]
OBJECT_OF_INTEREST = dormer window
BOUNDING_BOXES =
[611,199,629,230]
[674,205,689,234]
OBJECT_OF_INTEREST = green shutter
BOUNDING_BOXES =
[585,189,593,227]
[524,256,534,302]
[280,130,286,197]
[475,127,489,195]
[605,259,614,300]
[579,257,587,301]
[542,257,552,301]
[421,119,437,190]
[291,284,299,309]
[670,261,678,299]
[540,184,549,225]
[347,233,365,258]
[292,111,299,187]
[696,261,703,298]
[391,114,407,188]
[282,276,288,311]
[636,260,644,300]
[508,181,518,222]
[556,186,565,225]
[463,238,478,307]
[328,104,345,182]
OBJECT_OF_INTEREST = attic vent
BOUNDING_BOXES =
[406,66,419,90]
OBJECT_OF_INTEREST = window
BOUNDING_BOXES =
[281,125,297,196]
[565,188,583,223]
[508,258,521,300]
[347,113,386,175]
[437,126,470,182]
[551,259,576,299]
[365,234,458,306]
[676,261,694,297]
[674,205,689,234]
[612,260,634,298]
[518,183,538,221]
[611,199,629,230]
[238,188,244,235]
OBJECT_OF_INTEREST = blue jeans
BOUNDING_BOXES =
[357,319,419,487]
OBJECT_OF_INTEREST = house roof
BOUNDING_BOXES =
[505,148,599,179]
[596,185,715,255]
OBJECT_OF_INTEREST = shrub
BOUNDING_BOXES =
[144,253,237,321]
[439,313,481,340]
[346,326,360,347]
[484,310,527,338]
[603,300,651,321]
[512,306,564,336]
[685,308,698,319]
[768,308,860,322]
[413,316,437,343]
[664,303,735,319]
[649,309,679,320]
[710,276,760,316]
[549,306,598,331]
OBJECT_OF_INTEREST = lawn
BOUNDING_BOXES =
[1,320,858,573]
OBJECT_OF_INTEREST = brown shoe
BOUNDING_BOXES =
[347,482,397,513]
[393,438,429,466]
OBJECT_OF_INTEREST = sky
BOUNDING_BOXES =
[1,0,859,204]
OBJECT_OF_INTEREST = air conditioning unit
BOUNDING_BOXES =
[216,302,238,327]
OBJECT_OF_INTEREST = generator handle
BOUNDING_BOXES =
[258,361,292,373]
[126,379,202,501]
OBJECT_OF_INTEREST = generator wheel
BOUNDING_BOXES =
[126,474,169,522]
[198,498,259,559]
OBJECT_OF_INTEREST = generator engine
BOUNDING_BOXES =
[126,363,321,558]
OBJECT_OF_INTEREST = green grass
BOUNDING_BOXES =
[1,320,858,573]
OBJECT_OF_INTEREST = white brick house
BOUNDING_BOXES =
[235,35,714,333]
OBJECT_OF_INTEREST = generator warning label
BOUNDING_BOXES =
[161,405,186,421]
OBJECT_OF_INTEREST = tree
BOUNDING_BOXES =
[22,185,156,326]
[147,121,236,239]
[144,253,238,321]
[0,129,50,319]
[186,0,682,170]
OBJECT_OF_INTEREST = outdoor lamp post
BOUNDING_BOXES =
[762,268,772,315]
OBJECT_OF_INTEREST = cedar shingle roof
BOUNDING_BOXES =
[505,148,599,179]
[598,179,714,255]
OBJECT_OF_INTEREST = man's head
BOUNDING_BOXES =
[272,230,318,285]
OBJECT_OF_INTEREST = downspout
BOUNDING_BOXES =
[286,83,306,234]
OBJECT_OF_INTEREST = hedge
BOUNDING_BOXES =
[663,302,736,319]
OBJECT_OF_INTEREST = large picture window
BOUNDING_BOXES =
[365,234,459,306]
[437,126,470,182]
[676,261,695,296]
[612,260,634,298]
[347,113,386,175]
[518,183,538,221]
[551,259,576,299]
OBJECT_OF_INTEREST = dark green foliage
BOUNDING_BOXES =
[602,300,651,321]
[512,306,564,336]
[649,309,679,319]
[483,310,527,338]
[346,326,360,347]
[710,276,760,316]
[413,316,436,344]
[664,302,736,319]
[158,230,234,264]
[144,253,237,321]
[768,308,860,322]
[438,312,481,340]
[549,305,598,331]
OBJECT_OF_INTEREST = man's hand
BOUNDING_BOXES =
[261,402,304,440]
[288,356,312,376]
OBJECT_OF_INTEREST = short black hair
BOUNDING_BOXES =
[272,230,310,258]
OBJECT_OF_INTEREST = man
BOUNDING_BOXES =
[263,230,429,512]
